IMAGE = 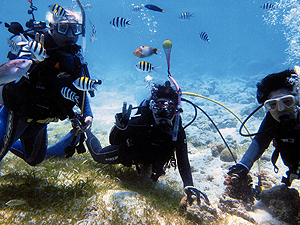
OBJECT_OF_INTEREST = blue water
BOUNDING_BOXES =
[0,0,299,104]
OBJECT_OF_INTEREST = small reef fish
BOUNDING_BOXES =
[179,12,194,20]
[132,5,143,12]
[110,17,131,29]
[73,77,102,91]
[260,3,276,10]
[133,46,158,58]
[61,87,79,104]
[89,19,96,43]
[6,199,27,206]
[18,39,48,62]
[199,31,210,43]
[48,4,67,21]
[134,61,158,72]
[4,22,24,35]
[84,3,93,11]
[0,59,32,85]
[144,4,165,12]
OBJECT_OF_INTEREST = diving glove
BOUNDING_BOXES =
[228,163,249,178]
[71,114,86,131]
[115,102,132,129]
[184,186,210,206]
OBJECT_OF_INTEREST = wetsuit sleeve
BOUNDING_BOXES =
[239,113,276,170]
[176,122,194,187]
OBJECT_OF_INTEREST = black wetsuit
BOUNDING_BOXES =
[87,102,194,187]
[240,112,300,177]
[0,32,92,165]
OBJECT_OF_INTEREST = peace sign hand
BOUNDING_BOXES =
[115,102,132,129]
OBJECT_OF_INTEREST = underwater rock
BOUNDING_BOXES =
[202,78,217,95]
[218,174,256,223]
[180,196,220,224]
[259,185,300,225]
[220,147,237,162]
[210,142,225,157]
[217,118,238,129]
[240,102,265,118]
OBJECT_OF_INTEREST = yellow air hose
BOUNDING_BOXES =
[181,92,263,192]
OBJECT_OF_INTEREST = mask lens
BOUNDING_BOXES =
[57,23,68,34]
[152,100,176,119]
[281,96,295,107]
[71,23,83,35]
[264,100,277,111]
[264,95,296,111]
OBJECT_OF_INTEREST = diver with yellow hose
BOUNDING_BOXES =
[227,67,300,187]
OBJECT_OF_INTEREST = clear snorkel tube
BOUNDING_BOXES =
[163,39,181,141]
[76,0,86,58]
[169,75,181,141]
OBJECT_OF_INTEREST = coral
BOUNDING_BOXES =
[218,174,256,223]
[180,196,220,224]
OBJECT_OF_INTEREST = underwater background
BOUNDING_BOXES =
[0,0,295,88]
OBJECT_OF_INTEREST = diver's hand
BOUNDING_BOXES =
[228,163,249,178]
[115,102,132,129]
[35,33,45,47]
[71,114,91,132]
[184,186,210,206]
[82,116,92,132]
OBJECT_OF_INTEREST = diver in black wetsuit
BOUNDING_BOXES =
[228,67,300,187]
[0,8,93,166]
[86,81,209,205]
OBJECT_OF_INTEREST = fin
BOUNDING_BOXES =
[16,41,28,46]
[152,66,161,72]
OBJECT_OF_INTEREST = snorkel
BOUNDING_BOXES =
[76,0,86,57]
[163,39,181,141]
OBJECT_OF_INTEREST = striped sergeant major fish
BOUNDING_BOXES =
[18,38,48,62]
[132,5,143,12]
[61,87,79,104]
[48,4,67,21]
[260,3,276,10]
[73,77,102,91]
[179,12,194,20]
[110,17,131,29]
[199,31,210,43]
[134,61,159,72]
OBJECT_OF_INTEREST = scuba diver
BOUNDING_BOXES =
[86,81,209,206]
[0,5,93,166]
[228,67,300,187]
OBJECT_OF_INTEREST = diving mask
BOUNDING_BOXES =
[150,99,177,119]
[56,22,83,36]
[264,95,296,112]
